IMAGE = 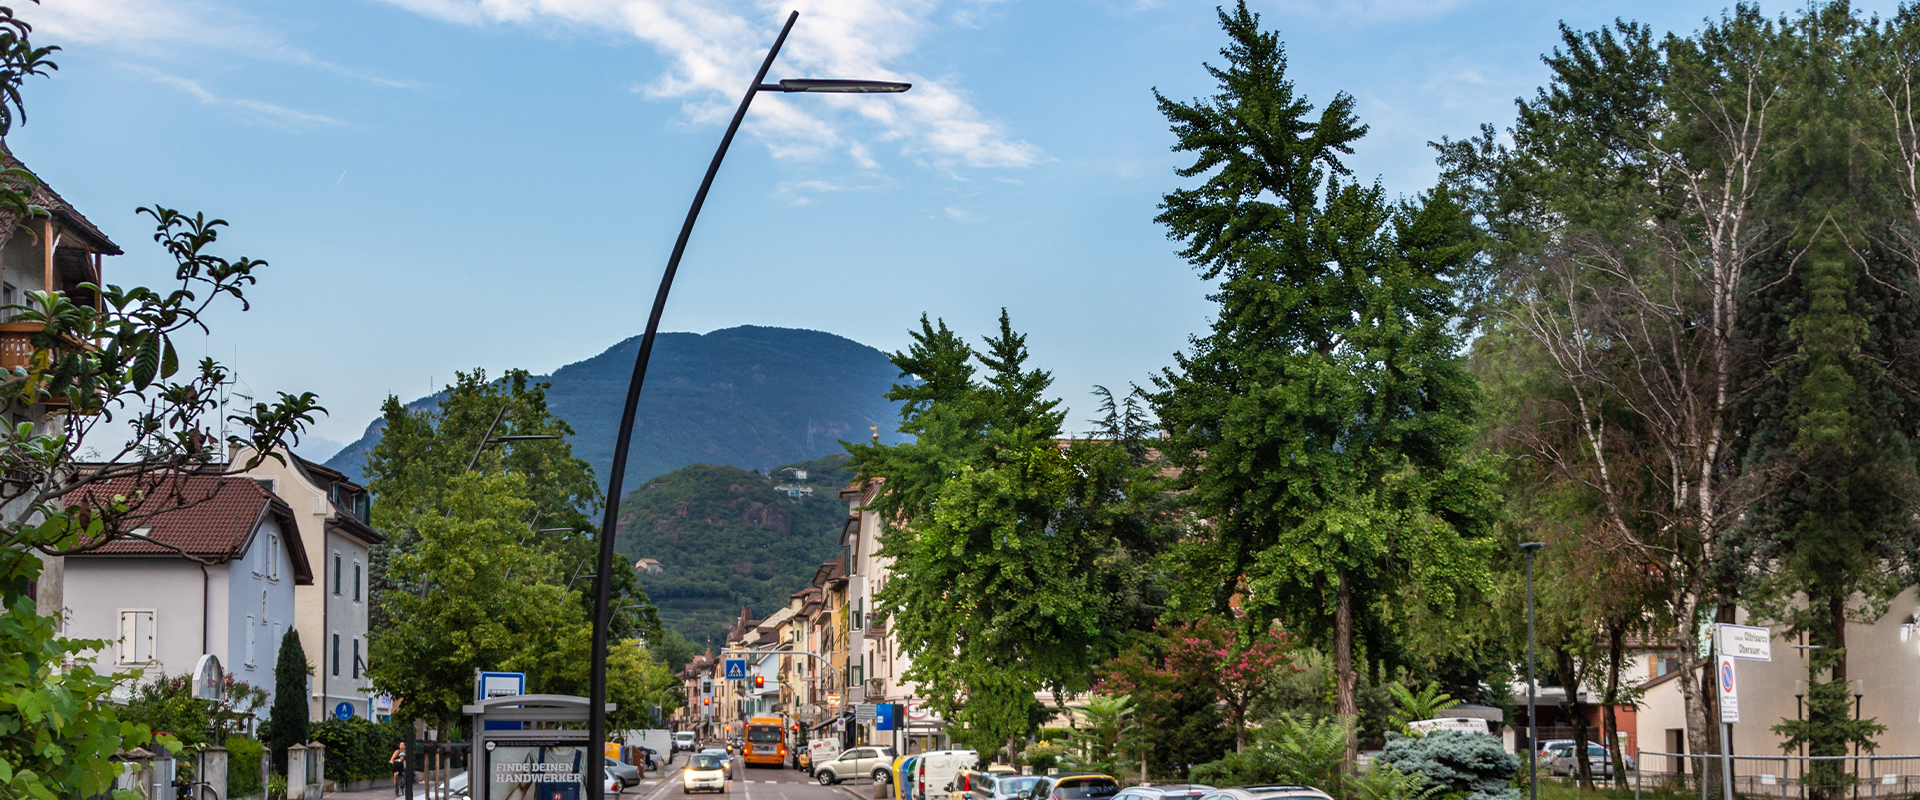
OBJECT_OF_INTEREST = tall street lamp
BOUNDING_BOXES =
[1521,541,1545,800]
[585,12,909,799]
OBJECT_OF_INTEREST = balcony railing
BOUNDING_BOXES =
[0,322,78,407]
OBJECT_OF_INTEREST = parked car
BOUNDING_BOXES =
[966,772,1047,800]
[606,757,642,788]
[814,746,898,786]
[407,770,470,800]
[1545,742,1635,777]
[1038,775,1122,800]
[1194,787,1334,800]
[917,749,981,799]
[684,752,729,794]
[698,748,734,778]
[604,767,625,795]
[1114,785,1216,800]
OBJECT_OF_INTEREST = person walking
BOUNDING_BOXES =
[390,742,408,796]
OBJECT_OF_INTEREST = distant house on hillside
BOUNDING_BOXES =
[634,558,664,574]
[63,473,309,717]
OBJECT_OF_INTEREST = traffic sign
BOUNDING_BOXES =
[1718,655,1740,723]
[1718,623,1772,661]
[855,704,877,721]
[725,659,748,680]
[334,701,355,721]
[875,704,894,731]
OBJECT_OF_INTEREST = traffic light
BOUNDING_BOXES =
[703,698,711,707]
[754,675,765,689]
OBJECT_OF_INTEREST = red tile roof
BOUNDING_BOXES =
[69,473,310,583]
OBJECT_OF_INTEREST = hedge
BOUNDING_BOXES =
[226,735,266,799]
[311,717,404,783]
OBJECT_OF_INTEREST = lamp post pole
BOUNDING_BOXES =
[584,13,908,800]
[1522,542,1545,800]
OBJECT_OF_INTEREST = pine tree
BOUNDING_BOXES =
[1149,1,1494,770]
[264,628,311,775]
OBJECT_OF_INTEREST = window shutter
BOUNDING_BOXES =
[332,633,340,677]
[353,562,362,601]
[246,616,257,666]
[352,638,361,679]
[133,611,154,663]
[119,611,135,663]
[333,554,341,595]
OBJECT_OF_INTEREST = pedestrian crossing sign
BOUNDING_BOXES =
[725,658,748,680]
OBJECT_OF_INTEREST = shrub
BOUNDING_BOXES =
[227,735,267,799]
[312,718,403,783]
[1189,714,1350,793]
[263,630,312,775]
[1375,731,1519,800]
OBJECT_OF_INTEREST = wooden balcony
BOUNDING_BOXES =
[0,322,42,370]
[0,322,77,408]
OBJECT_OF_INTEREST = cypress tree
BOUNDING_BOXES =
[264,628,311,775]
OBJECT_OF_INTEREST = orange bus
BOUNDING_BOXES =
[743,716,787,768]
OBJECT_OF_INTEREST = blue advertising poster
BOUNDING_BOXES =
[874,704,894,731]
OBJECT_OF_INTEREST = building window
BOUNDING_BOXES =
[118,610,155,664]
[246,616,257,667]
[333,553,342,596]
[253,477,276,493]
[1654,655,1679,677]
[332,632,340,677]
[353,561,362,602]
[352,638,361,679]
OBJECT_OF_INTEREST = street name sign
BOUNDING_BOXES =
[855,704,877,721]
[1718,623,1771,661]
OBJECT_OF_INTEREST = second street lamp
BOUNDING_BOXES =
[584,11,909,800]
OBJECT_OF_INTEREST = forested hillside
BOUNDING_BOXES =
[325,326,906,487]
[616,454,852,645]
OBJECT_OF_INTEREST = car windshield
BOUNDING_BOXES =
[1055,779,1120,800]
[692,755,725,770]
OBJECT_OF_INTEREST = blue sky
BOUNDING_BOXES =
[12,0,1891,460]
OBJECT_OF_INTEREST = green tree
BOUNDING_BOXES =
[847,312,1163,758]
[0,6,320,798]
[263,630,312,775]
[1149,1,1494,769]
[368,472,671,732]
[363,369,653,639]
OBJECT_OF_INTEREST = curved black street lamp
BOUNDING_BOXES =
[585,12,908,798]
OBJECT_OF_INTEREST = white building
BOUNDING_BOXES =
[64,473,310,715]
[232,449,383,723]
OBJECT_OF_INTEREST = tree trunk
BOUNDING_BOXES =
[1605,620,1629,789]
[1829,593,1847,685]
[1334,573,1357,774]
[1557,647,1595,790]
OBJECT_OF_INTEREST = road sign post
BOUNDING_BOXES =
[1712,623,1767,800]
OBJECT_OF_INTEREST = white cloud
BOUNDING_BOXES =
[142,69,348,130]
[942,205,983,223]
[23,0,411,87]
[374,0,1042,172]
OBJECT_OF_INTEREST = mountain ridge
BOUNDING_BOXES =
[323,325,908,487]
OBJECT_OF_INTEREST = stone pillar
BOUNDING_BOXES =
[287,745,308,800]
[198,746,229,800]
[306,743,326,796]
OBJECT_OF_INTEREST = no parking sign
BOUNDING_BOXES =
[1717,655,1739,723]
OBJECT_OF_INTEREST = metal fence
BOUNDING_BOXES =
[1633,751,1920,800]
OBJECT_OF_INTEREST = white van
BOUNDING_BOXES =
[916,750,980,800]
[673,731,698,754]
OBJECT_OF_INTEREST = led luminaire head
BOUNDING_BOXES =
[757,79,911,93]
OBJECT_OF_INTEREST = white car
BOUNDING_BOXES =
[684,753,729,794]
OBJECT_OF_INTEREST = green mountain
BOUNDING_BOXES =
[617,455,852,646]
[324,325,908,487]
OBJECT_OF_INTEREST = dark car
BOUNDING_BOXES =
[1043,775,1122,800]
[1115,786,1216,800]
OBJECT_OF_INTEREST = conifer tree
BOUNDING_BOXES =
[265,628,311,775]
[1148,1,1494,770]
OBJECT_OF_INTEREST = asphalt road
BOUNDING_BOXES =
[633,752,880,800]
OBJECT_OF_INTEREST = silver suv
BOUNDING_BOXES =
[814,746,897,786]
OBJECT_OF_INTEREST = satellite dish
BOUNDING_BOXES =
[192,654,224,701]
